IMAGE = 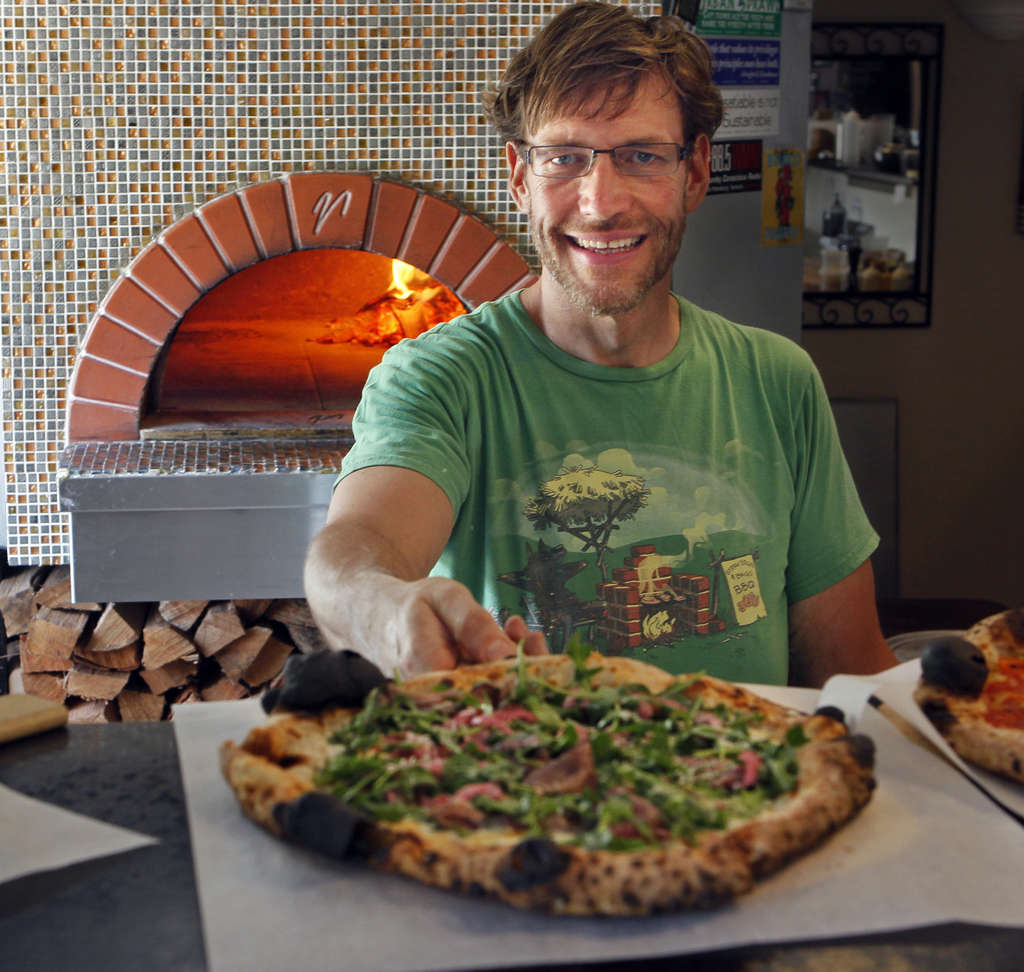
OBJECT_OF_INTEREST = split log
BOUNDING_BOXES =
[66,698,115,724]
[233,599,273,624]
[139,658,197,696]
[118,689,166,722]
[193,602,246,657]
[200,674,249,701]
[173,686,201,706]
[0,566,48,637]
[142,609,198,668]
[278,621,326,655]
[74,641,141,672]
[267,598,326,654]
[216,626,275,682]
[65,665,131,701]
[33,565,103,612]
[158,600,209,632]
[85,602,148,653]
[267,598,316,626]
[21,607,92,673]
[242,635,293,688]
[20,671,68,704]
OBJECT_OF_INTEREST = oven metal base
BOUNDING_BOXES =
[58,439,347,603]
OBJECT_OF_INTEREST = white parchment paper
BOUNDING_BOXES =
[869,659,1024,819]
[0,782,157,885]
[174,688,1024,972]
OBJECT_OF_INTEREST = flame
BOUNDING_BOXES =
[312,258,466,347]
[390,258,428,300]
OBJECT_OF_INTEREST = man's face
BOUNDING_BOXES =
[508,76,709,318]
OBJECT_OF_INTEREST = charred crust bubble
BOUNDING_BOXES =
[845,734,876,769]
[814,705,847,725]
[919,698,956,731]
[262,649,388,713]
[1005,608,1024,643]
[272,792,369,861]
[920,636,988,697]
[496,838,571,892]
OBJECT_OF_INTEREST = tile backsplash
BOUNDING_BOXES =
[2,1,652,566]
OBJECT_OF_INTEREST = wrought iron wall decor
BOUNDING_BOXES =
[803,23,943,328]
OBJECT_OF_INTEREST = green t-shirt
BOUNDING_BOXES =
[340,292,877,684]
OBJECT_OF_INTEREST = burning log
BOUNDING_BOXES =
[311,258,465,347]
[1,577,324,723]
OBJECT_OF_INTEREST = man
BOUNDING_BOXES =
[304,2,897,687]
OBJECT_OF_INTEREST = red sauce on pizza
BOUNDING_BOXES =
[982,658,1024,729]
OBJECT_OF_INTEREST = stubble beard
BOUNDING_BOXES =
[529,209,688,318]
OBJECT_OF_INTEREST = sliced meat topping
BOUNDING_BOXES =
[523,739,596,794]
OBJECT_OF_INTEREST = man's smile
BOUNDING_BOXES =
[566,234,646,254]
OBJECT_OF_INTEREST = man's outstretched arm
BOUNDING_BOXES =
[303,465,546,678]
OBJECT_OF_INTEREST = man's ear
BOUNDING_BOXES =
[506,141,530,213]
[684,134,711,213]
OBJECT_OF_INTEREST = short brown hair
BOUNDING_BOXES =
[482,2,724,145]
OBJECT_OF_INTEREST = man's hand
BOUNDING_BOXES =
[379,574,548,678]
[304,465,547,678]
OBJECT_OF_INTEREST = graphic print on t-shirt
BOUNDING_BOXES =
[493,445,774,674]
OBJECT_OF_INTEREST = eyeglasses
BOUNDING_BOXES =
[521,141,694,179]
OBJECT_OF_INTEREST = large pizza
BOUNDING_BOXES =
[220,644,876,915]
[914,608,1024,783]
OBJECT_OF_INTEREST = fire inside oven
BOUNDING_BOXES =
[142,248,465,438]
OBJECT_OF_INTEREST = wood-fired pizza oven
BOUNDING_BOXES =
[59,172,534,602]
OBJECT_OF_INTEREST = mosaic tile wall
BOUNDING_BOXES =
[1,1,657,566]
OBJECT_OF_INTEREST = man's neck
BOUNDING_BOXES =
[519,277,680,368]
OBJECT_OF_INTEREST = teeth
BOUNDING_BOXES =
[573,237,641,252]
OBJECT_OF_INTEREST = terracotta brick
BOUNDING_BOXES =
[198,192,262,272]
[161,214,230,291]
[80,315,161,374]
[66,399,139,442]
[238,180,294,257]
[128,244,202,316]
[429,214,497,291]
[456,241,532,309]
[71,356,148,408]
[285,171,373,249]
[366,181,419,258]
[397,193,460,271]
[99,277,179,344]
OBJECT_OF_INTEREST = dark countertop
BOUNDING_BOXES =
[1,722,1022,972]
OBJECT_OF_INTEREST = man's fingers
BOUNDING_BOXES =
[415,579,516,666]
[504,615,549,656]
[395,580,548,676]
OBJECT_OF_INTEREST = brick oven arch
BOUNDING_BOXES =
[66,172,534,442]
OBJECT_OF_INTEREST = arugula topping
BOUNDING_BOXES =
[316,645,810,849]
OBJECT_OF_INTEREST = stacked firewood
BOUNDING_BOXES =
[0,564,325,722]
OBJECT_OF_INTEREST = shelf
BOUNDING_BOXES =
[808,158,917,192]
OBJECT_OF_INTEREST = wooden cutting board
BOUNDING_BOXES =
[0,693,68,744]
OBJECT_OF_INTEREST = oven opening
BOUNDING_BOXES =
[141,248,466,439]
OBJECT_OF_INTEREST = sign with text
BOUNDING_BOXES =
[709,37,780,87]
[708,139,763,195]
[761,147,804,246]
[697,0,782,38]
[720,554,767,626]
[717,86,780,139]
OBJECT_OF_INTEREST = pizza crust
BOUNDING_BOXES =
[221,653,876,915]
[914,609,1024,783]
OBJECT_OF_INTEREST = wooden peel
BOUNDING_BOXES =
[0,693,68,744]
